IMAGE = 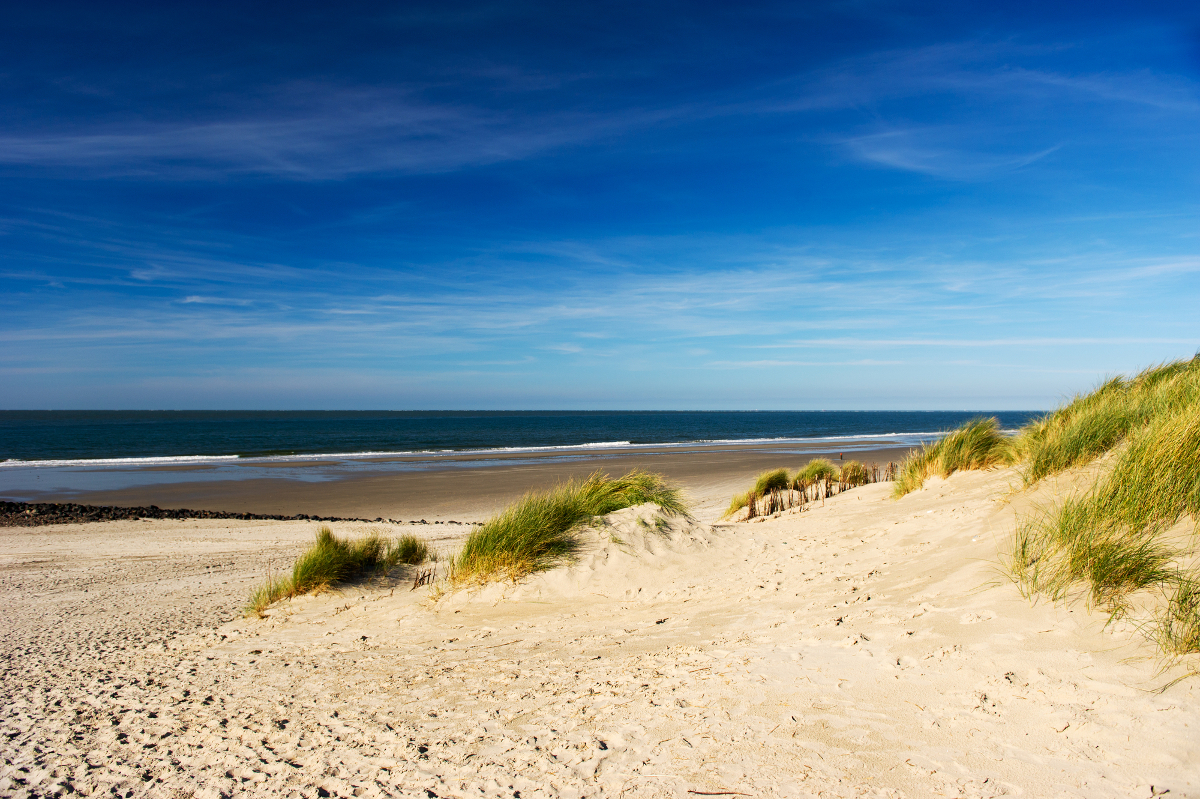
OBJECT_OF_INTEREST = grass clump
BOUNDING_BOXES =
[795,458,839,486]
[1010,499,1178,610]
[840,460,869,487]
[724,468,792,518]
[1017,358,1200,484]
[396,533,430,565]
[246,526,427,617]
[754,468,791,495]
[452,470,685,586]
[1008,391,1200,653]
[893,417,1014,497]
[725,490,752,519]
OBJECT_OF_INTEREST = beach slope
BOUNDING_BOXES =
[2,468,1197,797]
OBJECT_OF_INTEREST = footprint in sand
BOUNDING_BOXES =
[959,611,997,624]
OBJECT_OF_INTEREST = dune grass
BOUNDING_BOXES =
[1007,384,1200,654]
[451,470,685,586]
[794,458,839,486]
[840,460,869,487]
[725,490,752,519]
[1017,358,1200,484]
[246,526,427,617]
[396,533,430,565]
[754,468,791,494]
[893,417,1014,497]
[722,458,892,520]
[711,356,1200,657]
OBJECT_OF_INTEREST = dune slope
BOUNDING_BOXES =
[1,472,1197,798]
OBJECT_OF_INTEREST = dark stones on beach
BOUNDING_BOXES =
[0,500,468,528]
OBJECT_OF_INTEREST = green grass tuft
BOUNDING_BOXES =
[452,470,685,586]
[1017,358,1200,484]
[994,356,1200,656]
[1007,381,1200,653]
[794,458,839,486]
[893,417,1014,497]
[1157,578,1200,657]
[753,468,791,495]
[1009,499,1178,610]
[396,533,430,565]
[839,460,869,487]
[724,490,751,519]
[245,526,426,617]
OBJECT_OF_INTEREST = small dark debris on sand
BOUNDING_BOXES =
[0,500,471,528]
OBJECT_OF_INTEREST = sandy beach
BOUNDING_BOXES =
[2,461,1197,798]
[6,442,919,522]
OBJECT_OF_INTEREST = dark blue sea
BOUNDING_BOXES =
[1,410,1040,464]
[0,410,1040,501]
[0,407,1041,463]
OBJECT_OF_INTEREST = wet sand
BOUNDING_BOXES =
[25,443,918,522]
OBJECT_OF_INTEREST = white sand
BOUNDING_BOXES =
[2,468,1197,798]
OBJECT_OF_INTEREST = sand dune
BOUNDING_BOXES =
[2,468,1197,797]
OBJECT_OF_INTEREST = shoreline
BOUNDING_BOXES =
[0,440,918,522]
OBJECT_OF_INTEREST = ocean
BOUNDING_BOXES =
[0,410,1041,502]
[0,410,1041,465]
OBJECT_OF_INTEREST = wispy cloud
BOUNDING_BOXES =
[180,295,252,306]
[0,88,672,180]
[754,337,1198,349]
[841,128,1061,179]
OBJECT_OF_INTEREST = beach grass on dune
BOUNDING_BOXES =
[723,468,793,518]
[722,457,890,520]
[452,469,685,586]
[246,526,428,617]
[840,460,869,487]
[794,458,839,486]
[879,358,1200,655]
[396,533,430,565]
[893,416,1014,498]
[724,490,752,519]
[1008,376,1200,653]
[754,468,791,495]
[1017,359,1200,484]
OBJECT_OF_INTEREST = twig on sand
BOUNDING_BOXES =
[687,791,752,796]
[411,568,434,590]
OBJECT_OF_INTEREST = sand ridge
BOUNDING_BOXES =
[1,469,1197,797]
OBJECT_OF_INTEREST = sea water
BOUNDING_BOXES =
[0,410,1040,500]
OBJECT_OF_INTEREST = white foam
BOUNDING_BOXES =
[0,430,966,470]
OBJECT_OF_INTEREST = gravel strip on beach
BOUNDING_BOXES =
[0,500,471,528]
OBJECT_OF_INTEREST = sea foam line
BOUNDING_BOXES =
[0,430,956,469]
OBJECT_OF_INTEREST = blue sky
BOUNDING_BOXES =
[2,1,1198,409]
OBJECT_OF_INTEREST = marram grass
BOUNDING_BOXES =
[725,490,752,519]
[893,417,1014,498]
[1017,358,1200,484]
[795,458,839,486]
[754,468,791,495]
[246,526,428,617]
[723,458,886,520]
[840,460,870,487]
[712,356,1200,658]
[1006,375,1200,655]
[723,468,792,518]
[451,470,686,587]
